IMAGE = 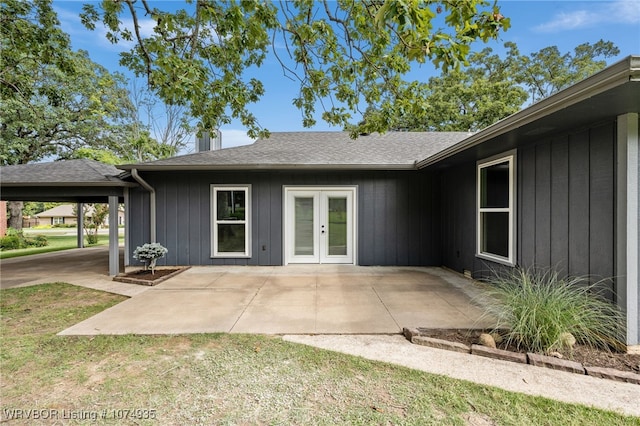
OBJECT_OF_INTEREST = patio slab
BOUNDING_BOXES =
[58,265,494,335]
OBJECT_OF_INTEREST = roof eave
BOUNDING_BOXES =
[0,181,137,188]
[416,55,640,169]
[118,163,419,171]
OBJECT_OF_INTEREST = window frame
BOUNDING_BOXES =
[476,152,516,266]
[211,184,251,258]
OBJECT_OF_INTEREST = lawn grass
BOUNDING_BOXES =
[1,284,638,425]
[0,235,117,259]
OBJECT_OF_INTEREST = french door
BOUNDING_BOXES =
[285,187,356,264]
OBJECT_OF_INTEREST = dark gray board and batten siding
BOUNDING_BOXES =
[127,170,442,267]
[438,120,617,300]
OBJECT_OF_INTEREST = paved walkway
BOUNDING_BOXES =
[59,265,492,335]
[284,334,640,418]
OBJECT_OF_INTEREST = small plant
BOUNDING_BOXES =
[133,243,168,274]
[479,266,624,354]
[85,234,99,245]
[0,228,48,250]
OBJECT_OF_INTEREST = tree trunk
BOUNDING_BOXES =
[7,201,24,230]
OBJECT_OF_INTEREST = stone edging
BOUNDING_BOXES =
[113,266,191,286]
[403,327,640,385]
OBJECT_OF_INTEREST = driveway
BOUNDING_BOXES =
[0,246,145,297]
[1,247,493,335]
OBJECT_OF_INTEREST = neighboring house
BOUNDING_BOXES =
[35,204,125,226]
[118,56,639,349]
[35,204,78,226]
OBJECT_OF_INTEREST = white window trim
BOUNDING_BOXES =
[477,152,516,266]
[211,184,251,258]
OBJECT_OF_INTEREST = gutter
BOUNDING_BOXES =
[117,163,420,172]
[131,168,156,243]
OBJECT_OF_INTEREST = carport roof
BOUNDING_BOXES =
[1,159,131,187]
[0,159,134,203]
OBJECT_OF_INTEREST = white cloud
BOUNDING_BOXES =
[219,129,256,148]
[55,3,156,53]
[534,0,640,33]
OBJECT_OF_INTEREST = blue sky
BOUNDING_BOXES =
[53,1,640,148]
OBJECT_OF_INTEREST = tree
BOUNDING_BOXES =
[365,40,620,132]
[365,43,528,132]
[80,0,510,138]
[513,40,620,103]
[72,203,110,245]
[126,80,196,161]
[1,0,142,229]
[1,45,136,165]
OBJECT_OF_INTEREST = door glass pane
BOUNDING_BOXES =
[295,197,314,255]
[217,190,245,220]
[480,212,509,257]
[217,224,245,252]
[480,161,509,208]
[328,197,347,255]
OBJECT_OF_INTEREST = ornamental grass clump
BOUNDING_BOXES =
[133,243,168,275]
[480,267,624,354]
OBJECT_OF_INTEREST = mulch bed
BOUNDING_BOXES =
[418,328,640,375]
[113,267,189,286]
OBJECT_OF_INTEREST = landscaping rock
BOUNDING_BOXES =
[478,333,496,349]
[584,366,640,385]
[559,332,576,349]
[527,353,585,374]
[412,336,470,354]
[471,345,527,364]
[490,332,503,344]
[402,327,420,341]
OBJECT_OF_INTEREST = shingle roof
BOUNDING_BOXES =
[118,131,472,171]
[1,159,128,186]
[34,204,75,217]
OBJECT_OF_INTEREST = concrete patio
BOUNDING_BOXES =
[58,265,492,335]
[0,247,493,335]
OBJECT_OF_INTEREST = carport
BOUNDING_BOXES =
[0,159,136,276]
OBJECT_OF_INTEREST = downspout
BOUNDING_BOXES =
[131,169,156,243]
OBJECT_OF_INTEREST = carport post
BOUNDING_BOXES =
[108,196,120,276]
[76,202,84,248]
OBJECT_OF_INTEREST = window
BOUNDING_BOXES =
[477,153,515,265]
[53,217,64,225]
[211,185,251,257]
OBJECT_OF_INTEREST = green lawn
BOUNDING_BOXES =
[0,234,121,259]
[1,284,637,425]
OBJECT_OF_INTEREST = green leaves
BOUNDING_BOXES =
[80,0,509,138]
[362,39,619,133]
[1,0,138,166]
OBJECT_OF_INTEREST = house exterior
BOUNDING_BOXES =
[35,204,125,226]
[118,56,639,349]
[35,204,78,226]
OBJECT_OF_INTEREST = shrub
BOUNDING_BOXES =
[0,235,22,250]
[0,229,48,250]
[479,267,624,353]
[86,234,99,245]
[25,235,49,247]
[133,243,168,274]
